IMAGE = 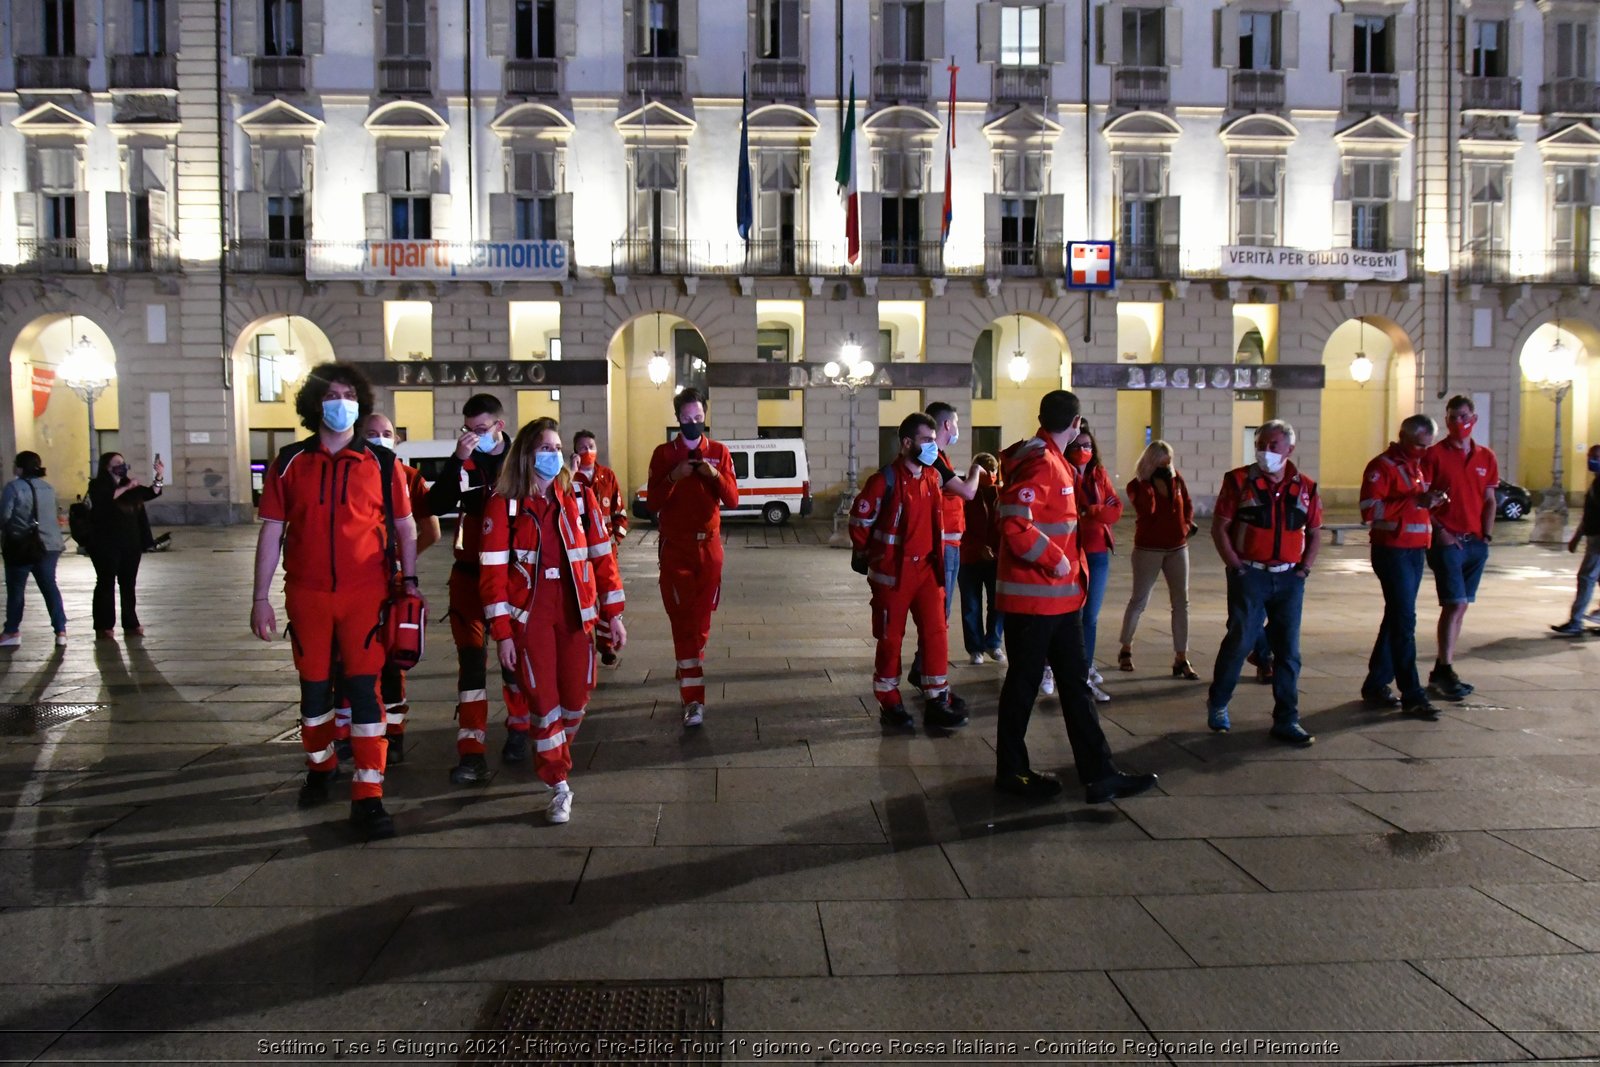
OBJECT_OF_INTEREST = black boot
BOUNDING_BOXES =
[449,754,491,785]
[349,797,395,840]
[297,767,339,808]
[923,692,970,732]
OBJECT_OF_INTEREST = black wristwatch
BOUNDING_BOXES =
[1294,566,1311,578]
[402,575,419,585]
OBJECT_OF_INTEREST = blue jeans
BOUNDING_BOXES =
[1083,550,1110,665]
[957,559,1003,654]
[4,550,68,634]
[1207,567,1305,724]
[1364,545,1426,704]
[1567,535,1600,626]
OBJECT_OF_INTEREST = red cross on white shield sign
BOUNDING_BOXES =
[1067,241,1116,290]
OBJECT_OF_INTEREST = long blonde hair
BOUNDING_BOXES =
[497,417,574,500]
[1134,440,1176,482]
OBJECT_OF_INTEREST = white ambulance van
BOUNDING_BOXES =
[632,437,812,526]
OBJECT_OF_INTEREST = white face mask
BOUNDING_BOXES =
[1256,449,1287,475]
[366,435,393,450]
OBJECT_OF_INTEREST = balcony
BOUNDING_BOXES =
[505,57,560,97]
[229,238,307,274]
[1458,248,1512,284]
[873,61,930,103]
[983,241,1064,278]
[252,55,306,94]
[863,240,943,276]
[15,55,90,91]
[750,59,806,101]
[993,65,1049,106]
[1541,77,1600,115]
[1229,69,1285,112]
[738,239,820,275]
[612,237,707,275]
[108,237,178,272]
[108,54,177,90]
[17,238,91,273]
[1344,72,1400,114]
[378,57,432,96]
[1111,67,1170,110]
[1117,244,1181,281]
[627,56,684,98]
[1462,76,1521,111]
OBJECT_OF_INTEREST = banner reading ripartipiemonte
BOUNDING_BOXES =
[306,239,569,281]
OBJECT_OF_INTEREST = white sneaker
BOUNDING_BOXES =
[970,651,986,665]
[546,783,572,824]
[1087,665,1103,685]
[1040,667,1056,695]
[682,702,705,728]
[55,632,68,648]
[988,647,1007,664]
[1088,679,1112,703]
[0,632,19,648]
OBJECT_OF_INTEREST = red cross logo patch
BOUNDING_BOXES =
[1067,241,1116,290]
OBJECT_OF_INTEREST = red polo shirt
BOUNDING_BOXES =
[1422,439,1498,538]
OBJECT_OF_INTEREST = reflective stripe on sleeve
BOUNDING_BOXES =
[868,571,898,587]
[1019,533,1051,563]
[1034,520,1077,536]
[997,580,1082,598]
[480,550,510,565]
[601,589,625,605]
[1403,522,1430,534]
[588,541,613,559]
[998,504,1033,519]
[484,602,511,618]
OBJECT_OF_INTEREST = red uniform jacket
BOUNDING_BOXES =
[259,436,412,593]
[478,482,623,643]
[1075,464,1124,554]
[1361,444,1433,549]
[646,436,739,542]
[937,448,966,545]
[574,462,629,540]
[996,432,1087,616]
[1127,473,1194,550]
[1215,461,1323,566]
[958,475,1001,565]
[850,457,945,590]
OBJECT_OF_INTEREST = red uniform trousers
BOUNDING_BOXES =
[512,570,597,786]
[448,563,524,756]
[659,536,723,706]
[871,559,950,708]
[333,661,407,743]
[285,582,388,801]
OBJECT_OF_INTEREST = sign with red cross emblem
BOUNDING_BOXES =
[1067,241,1116,290]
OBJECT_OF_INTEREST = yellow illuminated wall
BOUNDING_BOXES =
[1318,318,1397,494]
[394,390,434,441]
[1519,323,1594,501]
[971,313,1072,445]
[9,316,120,490]
[756,299,805,429]
[385,301,433,361]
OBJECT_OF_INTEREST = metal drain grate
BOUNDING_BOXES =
[465,980,723,1066]
[0,703,105,736]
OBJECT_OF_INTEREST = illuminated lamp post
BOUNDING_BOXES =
[1521,321,1577,544]
[824,333,874,546]
[57,318,117,481]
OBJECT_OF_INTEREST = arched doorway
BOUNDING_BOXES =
[230,314,336,503]
[1318,315,1416,497]
[1518,318,1600,503]
[8,313,118,490]
[604,310,711,498]
[971,310,1072,459]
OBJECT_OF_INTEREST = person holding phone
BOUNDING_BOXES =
[88,450,164,639]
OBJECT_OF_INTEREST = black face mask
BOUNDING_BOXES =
[111,465,130,479]
[679,421,706,442]
[1152,466,1172,481]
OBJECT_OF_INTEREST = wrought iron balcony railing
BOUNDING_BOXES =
[16,238,92,272]
[229,238,307,274]
[505,57,560,96]
[1540,77,1600,114]
[750,59,806,101]
[1229,69,1285,112]
[627,56,684,97]
[1117,243,1182,280]
[109,53,177,90]
[984,241,1065,278]
[1344,72,1400,113]
[993,65,1050,105]
[1112,67,1170,109]
[108,237,178,272]
[16,55,90,91]
[1462,76,1521,111]
[252,55,307,94]
[378,57,432,96]
[873,61,930,103]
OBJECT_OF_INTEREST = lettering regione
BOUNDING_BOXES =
[306,240,570,281]
[1221,245,1408,283]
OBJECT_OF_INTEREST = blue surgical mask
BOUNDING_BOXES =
[1590,456,1600,474]
[948,428,959,445]
[321,398,359,433]
[534,452,564,480]
[917,442,940,467]
[474,429,499,453]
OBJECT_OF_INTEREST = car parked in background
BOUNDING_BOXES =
[1496,479,1533,521]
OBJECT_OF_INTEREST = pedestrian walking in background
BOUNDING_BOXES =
[1360,415,1448,719]
[647,388,739,728]
[850,412,971,734]
[1205,420,1322,744]
[87,450,164,639]
[0,451,68,649]
[992,390,1156,803]
[480,418,626,825]
[957,453,1004,665]
[1117,440,1198,679]
[1421,395,1499,701]
[1552,443,1600,636]
[1068,424,1122,702]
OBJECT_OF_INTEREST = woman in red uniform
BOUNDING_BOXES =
[479,418,626,825]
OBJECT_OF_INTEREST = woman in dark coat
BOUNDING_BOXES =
[88,451,163,639]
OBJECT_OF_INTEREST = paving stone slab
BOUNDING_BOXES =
[1213,831,1581,892]
[1172,730,1408,762]
[942,837,1262,898]
[221,845,587,907]
[1149,760,1373,796]
[1328,755,1593,793]
[1352,728,1600,759]
[652,799,887,846]
[36,981,494,1063]
[0,983,112,1062]
[1493,828,1600,880]
[364,900,830,982]
[1478,883,1600,951]
[0,743,217,773]
[715,765,925,802]
[806,736,999,768]
[33,766,299,808]
[1110,961,1528,1065]
[586,737,814,771]
[1114,793,1394,839]
[0,905,411,985]
[1345,788,1600,832]
[817,898,1192,975]
[0,846,275,907]
[360,794,663,849]
[578,844,966,905]
[0,807,139,850]
[723,973,1151,1054]
[1416,954,1600,1061]
[1139,886,1581,966]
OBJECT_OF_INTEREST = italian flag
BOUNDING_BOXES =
[836,73,859,265]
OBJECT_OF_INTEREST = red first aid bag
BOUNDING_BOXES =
[382,589,427,670]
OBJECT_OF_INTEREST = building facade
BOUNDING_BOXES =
[2,0,1598,521]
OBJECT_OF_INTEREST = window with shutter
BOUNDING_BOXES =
[131,0,169,54]
[1466,162,1507,251]
[1235,158,1279,246]
[1118,155,1164,252]
[1556,21,1592,79]
[641,0,680,57]
[1470,20,1508,77]
[513,0,558,58]
[1552,164,1592,256]
[1352,15,1391,74]
[759,0,802,60]
[882,0,926,62]
[1238,11,1277,71]
[1122,6,1162,67]
[265,0,303,56]
[1001,5,1042,66]
[1348,159,1391,251]
[386,0,427,58]
[44,0,76,55]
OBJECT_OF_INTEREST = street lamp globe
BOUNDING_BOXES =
[1349,352,1373,384]
[1007,352,1029,384]
[823,360,840,378]
[59,334,116,397]
[647,350,671,386]
[854,359,874,380]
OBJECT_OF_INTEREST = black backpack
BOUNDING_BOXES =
[67,495,93,547]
